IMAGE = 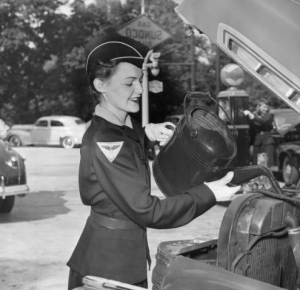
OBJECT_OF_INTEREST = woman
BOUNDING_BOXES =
[244,101,275,167]
[67,34,240,290]
[0,119,9,140]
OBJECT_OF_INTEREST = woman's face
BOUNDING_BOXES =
[259,103,269,114]
[101,62,143,118]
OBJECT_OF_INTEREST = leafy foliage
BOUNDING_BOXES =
[0,0,282,125]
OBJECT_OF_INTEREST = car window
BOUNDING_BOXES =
[51,120,64,127]
[35,120,48,127]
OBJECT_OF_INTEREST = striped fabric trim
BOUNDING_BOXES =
[85,41,144,71]
[111,56,144,61]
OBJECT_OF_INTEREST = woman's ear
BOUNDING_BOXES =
[93,78,106,93]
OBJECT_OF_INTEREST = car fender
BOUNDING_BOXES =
[161,256,283,290]
[277,142,300,170]
[9,125,34,145]
[0,140,29,197]
[59,135,77,144]
[60,126,84,143]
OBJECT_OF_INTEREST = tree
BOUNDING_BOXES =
[1,0,282,125]
[0,0,71,123]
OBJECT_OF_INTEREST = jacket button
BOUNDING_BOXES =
[141,155,145,161]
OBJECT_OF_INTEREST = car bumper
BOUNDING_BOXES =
[0,184,30,198]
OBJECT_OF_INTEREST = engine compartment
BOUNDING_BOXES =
[152,189,300,290]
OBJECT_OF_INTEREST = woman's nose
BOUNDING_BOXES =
[136,82,143,94]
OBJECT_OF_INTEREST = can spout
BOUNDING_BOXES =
[220,165,284,195]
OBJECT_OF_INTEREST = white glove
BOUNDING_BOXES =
[204,172,241,202]
[145,122,175,146]
[243,110,254,119]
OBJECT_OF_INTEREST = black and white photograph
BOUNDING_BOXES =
[1,0,300,289]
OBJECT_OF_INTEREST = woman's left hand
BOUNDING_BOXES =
[145,122,175,146]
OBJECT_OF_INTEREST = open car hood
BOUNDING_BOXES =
[175,0,300,114]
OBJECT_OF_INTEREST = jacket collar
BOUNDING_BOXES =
[94,104,133,129]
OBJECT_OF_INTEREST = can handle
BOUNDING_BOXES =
[183,91,238,138]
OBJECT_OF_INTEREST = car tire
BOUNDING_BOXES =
[62,136,75,149]
[282,156,299,185]
[0,196,15,213]
[9,135,22,147]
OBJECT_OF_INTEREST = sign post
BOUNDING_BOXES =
[118,15,171,126]
[149,80,163,93]
[118,14,171,48]
[141,50,161,126]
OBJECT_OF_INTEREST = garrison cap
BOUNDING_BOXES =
[85,34,150,72]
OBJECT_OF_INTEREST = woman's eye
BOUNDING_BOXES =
[125,83,133,87]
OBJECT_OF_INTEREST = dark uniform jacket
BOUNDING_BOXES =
[67,105,216,284]
[250,112,275,166]
[252,113,275,146]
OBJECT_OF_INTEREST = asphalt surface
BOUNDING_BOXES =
[0,147,228,290]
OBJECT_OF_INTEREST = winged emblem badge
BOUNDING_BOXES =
[97,141,124,162]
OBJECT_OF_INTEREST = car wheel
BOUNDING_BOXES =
[9,135,22,147]
[62,136,75,149]
[0,196,15,213]
[282,156,299,185]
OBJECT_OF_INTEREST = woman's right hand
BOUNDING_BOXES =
[204,172,241,202]
[145,122,175,146]
[243,110,255,119]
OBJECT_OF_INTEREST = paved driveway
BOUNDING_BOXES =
[0,147,227,290]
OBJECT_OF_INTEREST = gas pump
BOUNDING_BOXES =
[217,64,250,167]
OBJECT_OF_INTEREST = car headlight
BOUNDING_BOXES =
[6,156,18,169]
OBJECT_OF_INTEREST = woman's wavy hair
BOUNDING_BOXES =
[255,100,270,115]
[86,59,119,104]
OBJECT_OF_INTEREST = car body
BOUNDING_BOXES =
[175,0,300,114]
[8,116,87,149]
[0,140,29,213]
[270,109,300,186]
[151,1,300,290]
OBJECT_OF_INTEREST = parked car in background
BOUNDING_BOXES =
[271,108,300,186]
[0,139,29,213]
[0,118,29,213]
[8,116,86,149]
